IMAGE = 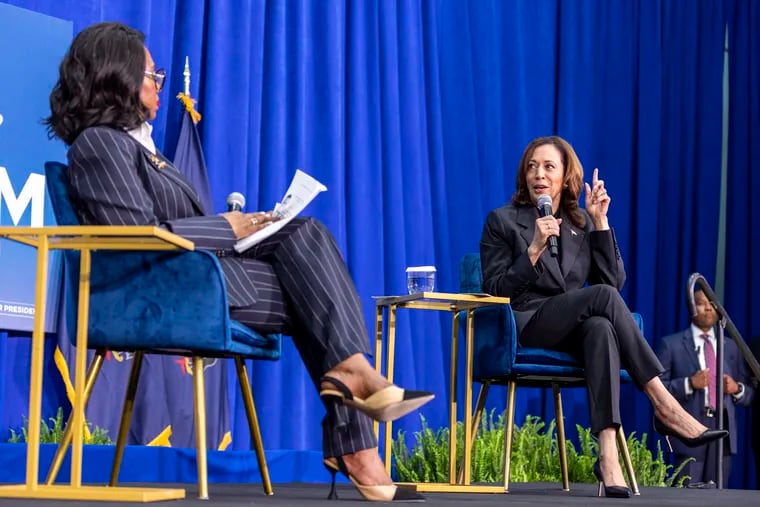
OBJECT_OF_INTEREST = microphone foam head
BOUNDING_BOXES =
[536,194,552,208]
[226,192,246,208]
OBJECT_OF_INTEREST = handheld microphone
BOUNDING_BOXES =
[536,195,558,258]
[226,192,246,212]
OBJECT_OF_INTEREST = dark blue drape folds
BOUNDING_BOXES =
[1,0,758,488]
[725,0,760,489]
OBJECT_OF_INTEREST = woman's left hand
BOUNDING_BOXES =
[584,168,610,230]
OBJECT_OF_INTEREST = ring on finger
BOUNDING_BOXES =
[251,217,259,226]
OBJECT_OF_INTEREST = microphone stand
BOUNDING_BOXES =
[687,273,760,489]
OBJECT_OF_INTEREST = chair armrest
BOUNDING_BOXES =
[75,250,232,351]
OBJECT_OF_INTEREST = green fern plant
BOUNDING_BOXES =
[392,411,690,486]
[7,407,113,445]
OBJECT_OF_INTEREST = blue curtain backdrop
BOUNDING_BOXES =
[0,0,758,489]
[725,0,760,490]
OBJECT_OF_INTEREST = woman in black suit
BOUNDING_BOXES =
[480,136,727,497]
[45,22,430,502]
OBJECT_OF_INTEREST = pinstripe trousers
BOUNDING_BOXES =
[229,216,376,457]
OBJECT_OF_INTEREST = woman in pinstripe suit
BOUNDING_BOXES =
[45,22,432,502]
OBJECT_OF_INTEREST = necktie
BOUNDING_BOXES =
[701,333,717,408]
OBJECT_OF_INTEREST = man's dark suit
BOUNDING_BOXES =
[746,336,760,488]
[66,125,375,458]
[657,330,754,484]
[480,204,663,434]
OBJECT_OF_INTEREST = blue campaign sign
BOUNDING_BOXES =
[0,4,72,332]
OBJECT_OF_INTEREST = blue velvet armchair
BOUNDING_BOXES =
[44,161,282,499]
[459,253,640,494]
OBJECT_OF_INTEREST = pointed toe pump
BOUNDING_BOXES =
[592,460,631,499]
[653,416,728,451]
[319,376,434,422]
[324,457,425,502]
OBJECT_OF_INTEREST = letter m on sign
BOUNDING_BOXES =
[0,166,45,226]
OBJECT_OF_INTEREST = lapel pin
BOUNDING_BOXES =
[571,229,577,236]
[148,154,167,170]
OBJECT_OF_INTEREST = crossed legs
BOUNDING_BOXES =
[520,285,712,488]
[231,217,414,488]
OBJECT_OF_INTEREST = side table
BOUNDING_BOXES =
[373,291,510,493]
[0,226,191,502]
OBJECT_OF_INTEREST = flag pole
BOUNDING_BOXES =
[183,56,191,97]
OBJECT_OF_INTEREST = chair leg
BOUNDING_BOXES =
[617,425,640,495]
[45,349,107,485]
[457,381,491,484]
[552,384,570,491]
[193,356,209,500]
[109,350,144,487]
[234,356,273,495]
[503,381,517,492]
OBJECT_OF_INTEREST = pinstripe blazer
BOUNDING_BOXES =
[67,125,257,307]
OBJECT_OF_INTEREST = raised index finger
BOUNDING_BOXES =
[592,168,599,186]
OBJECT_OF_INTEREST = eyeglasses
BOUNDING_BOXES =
[144,68,166,92]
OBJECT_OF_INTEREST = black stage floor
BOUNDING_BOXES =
[0,483,760,507]
[0,482,756,506]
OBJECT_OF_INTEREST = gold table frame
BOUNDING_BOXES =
[373,291,510,493]
[0,226,192,502]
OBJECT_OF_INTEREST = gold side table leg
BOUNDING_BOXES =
[383,304,398,475]
[70,249,92,487]
[448,311,460,484]
[373,305,384,439]
[461,309,476,486]
[457,381,490,484]
[25,236,50,489]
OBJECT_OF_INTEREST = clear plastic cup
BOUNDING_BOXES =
[406,266,436,294]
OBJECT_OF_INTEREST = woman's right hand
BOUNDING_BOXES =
[221,211,278,239]
[527,215,562,264]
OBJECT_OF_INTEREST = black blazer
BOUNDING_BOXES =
[480,203,625,331]
[67,125,257,307]
[657,329,755,455]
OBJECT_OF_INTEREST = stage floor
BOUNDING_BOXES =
[0,482,755,506]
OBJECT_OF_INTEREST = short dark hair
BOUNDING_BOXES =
[45,22,147,145]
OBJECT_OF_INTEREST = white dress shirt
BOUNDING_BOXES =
[684,324,745,404]
[127,122,156,155]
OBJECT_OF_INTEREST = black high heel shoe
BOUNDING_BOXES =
[592,460,631,498]
[653,416,728,451]
[324,456,425,502]
[319,376,434,422]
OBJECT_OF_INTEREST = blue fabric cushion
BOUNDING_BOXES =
[230,320,281,360]
[459,253,483,294]
[516,347,579,366]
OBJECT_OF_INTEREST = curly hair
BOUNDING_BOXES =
[511,136,586,228]
[44,22,148,145]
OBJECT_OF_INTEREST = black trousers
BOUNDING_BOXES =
[518,285,664,434]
